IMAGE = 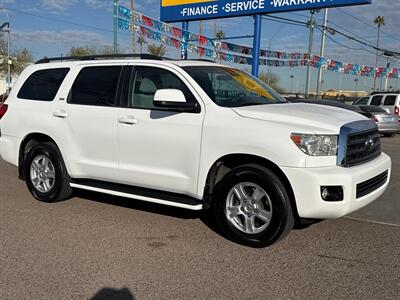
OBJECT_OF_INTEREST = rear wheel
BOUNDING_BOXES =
[213,164,294,247]
[24,142,72,202]
[383,133,396,137]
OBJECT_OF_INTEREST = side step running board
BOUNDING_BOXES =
[70,179,203,211]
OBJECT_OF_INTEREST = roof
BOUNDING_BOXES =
[33,54,226,69]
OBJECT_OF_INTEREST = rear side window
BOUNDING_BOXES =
[384,95,396,106]
[370,95,383,106]
[69,66,122,106]
[17,68,69,101]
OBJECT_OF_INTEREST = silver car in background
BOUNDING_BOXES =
[357,105,400,137]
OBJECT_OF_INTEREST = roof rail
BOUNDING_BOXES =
[370,90,400,95]
[35,53,166,64]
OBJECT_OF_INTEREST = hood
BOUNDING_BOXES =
[232,103,367,134]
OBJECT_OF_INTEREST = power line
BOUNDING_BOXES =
[336,8,400,42]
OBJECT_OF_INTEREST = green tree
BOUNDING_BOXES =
[137,34,146,54]
[147,43,166,57]
[258,72,283,93]
[373,16,385,90]
[67,46,97,57]
[0,33,33,76]
[215,30,225,63]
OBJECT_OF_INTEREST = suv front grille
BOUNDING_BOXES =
[356,170,388,198]
[344,129,381,167]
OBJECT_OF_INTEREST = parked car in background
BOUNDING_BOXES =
[356,105,400,137]
[289,99,371,118]
[353,92,400,119]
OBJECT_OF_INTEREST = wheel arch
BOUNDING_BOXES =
[202,153,299,220]
[18,132,60,180]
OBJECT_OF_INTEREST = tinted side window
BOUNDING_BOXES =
[356,97,369,105]
[69,66,122,106]
[128,66,197,110]
[18,68,69,101]
[384,96,396,106]
[370,95,383,106]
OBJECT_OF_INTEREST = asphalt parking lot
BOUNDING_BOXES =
[1,136,399,299]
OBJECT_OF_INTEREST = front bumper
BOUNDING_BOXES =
[281,153,391,219]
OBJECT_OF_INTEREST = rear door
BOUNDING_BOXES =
[53,64,124,181]
[382,95,397,114]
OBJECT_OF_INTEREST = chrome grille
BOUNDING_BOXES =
[344,129,381,167]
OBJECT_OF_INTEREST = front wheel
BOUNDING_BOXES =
[24,142,72,202]
[213,164,294,247]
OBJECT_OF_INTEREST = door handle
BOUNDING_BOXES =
[53,110,68,118]
[118,116,138,125]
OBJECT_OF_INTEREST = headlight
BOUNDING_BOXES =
[291,134,338,156]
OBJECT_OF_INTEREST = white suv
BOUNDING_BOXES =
[354,92,400,117]
[0,55,392,247]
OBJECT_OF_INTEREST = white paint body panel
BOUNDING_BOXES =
[0,59,392,218]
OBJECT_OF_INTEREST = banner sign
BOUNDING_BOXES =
[160,0,371,22]
[118,8,399,79]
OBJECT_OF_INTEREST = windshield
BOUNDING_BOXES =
[183,66,287,107]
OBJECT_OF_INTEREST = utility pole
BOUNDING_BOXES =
[305,10,316,98]
[0,21,10,93]
[113,0,118,54]
[130,0,135,54]
[316,8,328,97]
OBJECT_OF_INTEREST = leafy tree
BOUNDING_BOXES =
[0,33,33,76]
[258,72,283,93]
[67,46,96,57]
[215,30,225,63]
[137,34,146,54]
[147,43,166,57]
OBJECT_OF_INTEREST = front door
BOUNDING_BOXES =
[117,65,204,197]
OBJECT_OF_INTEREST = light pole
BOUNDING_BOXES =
[290,75,294,94]
[383,52,393,91]
[113,0,118,54]
[0,8,10,93]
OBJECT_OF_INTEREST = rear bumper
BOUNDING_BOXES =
[281,153,391,219]
[378,123,400,133]
[0,134,20,166]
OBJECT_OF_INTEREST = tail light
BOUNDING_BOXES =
[0,104,8,119]
[395,106,399,116]
[370,115,379,122]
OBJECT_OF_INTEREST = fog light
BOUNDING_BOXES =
[321,186,344,202]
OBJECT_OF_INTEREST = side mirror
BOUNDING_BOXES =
[154,89,198,112]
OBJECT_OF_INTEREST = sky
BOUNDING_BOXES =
[0,0,399,92]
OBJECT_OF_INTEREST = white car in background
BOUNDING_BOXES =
[0,54,392,247]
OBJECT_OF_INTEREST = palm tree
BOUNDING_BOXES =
[215,30,225,63]
[147,43,167,57]
[373,16,385,90]
[137,35,146,54]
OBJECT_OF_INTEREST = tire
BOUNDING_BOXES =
[23,142,72,202]
[383,133,396,137]
[212,164,294,247]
